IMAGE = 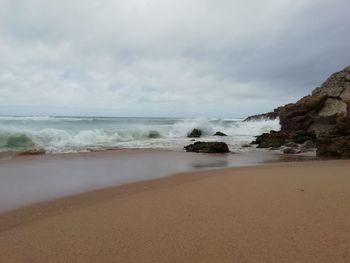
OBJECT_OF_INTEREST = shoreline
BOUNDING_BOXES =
[0,158,338,229]
[1,159,349,262]
[0,148,307,213]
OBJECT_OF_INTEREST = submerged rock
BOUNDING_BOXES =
[184,142,229,153]
[187,128,202,138]
[213,131,227,136]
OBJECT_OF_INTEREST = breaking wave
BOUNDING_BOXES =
[0,116,280,154]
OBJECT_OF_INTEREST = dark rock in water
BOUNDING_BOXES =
[251,130,317,148]
[252,131,289,148]
[148,130,161,138]
[316,135,350,158]
[184,142,229,153]
[241,144,252,148]
[17,149,46,156]
[214,131,227,136]
[187,128,202,138]
[244,112,278,122]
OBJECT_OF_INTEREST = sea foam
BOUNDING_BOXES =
[0,116,280,153]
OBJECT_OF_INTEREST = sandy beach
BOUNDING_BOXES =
[1,159,349,262]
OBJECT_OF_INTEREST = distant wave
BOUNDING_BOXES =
[168,117,280,137]
[0,116,97,122]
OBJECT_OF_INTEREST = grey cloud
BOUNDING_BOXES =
[0,0,349,117]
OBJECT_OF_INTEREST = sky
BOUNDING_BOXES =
[0,0,349,118]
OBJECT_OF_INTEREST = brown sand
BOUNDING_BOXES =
[1,160,350,262]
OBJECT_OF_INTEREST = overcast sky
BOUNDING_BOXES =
[0,0,349,118]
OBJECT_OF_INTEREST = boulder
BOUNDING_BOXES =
[184,142,230,153]
[252,131,289,148]
[214,131,227,136]
[251,130,316,148]
[187,128,202,138]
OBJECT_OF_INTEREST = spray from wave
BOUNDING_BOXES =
[0,116,280,154]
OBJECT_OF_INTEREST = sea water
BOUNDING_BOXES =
[0,116,280,154]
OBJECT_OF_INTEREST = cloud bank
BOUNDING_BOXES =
[0,0,349,117]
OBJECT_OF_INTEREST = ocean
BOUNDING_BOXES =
[0,116,280,154]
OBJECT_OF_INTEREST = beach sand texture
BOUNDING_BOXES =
[1,160,350,262]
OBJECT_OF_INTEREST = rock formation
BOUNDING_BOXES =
[251,66,350,158]
[244,112,278,122]
[275,66,350,135]
[187,128,202,138]
[213,131,227,136]
[252,130,316,148]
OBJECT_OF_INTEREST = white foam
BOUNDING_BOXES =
[0,117,281,153]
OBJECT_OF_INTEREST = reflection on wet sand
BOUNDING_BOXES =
[0,149,315,212]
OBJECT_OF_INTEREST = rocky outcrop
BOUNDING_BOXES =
[251,66,350,158]
[184,142,230,153]
[275,66,350,135]
[252,131,289,148]
[244,112,278,122]
[187,128,202,138]
[252,130,316,148]
[213,131,227,136]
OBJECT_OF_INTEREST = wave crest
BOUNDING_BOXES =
[0,117,280,154]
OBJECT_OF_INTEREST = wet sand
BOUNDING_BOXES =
[0,149,288,212]
[1,159,349,263]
